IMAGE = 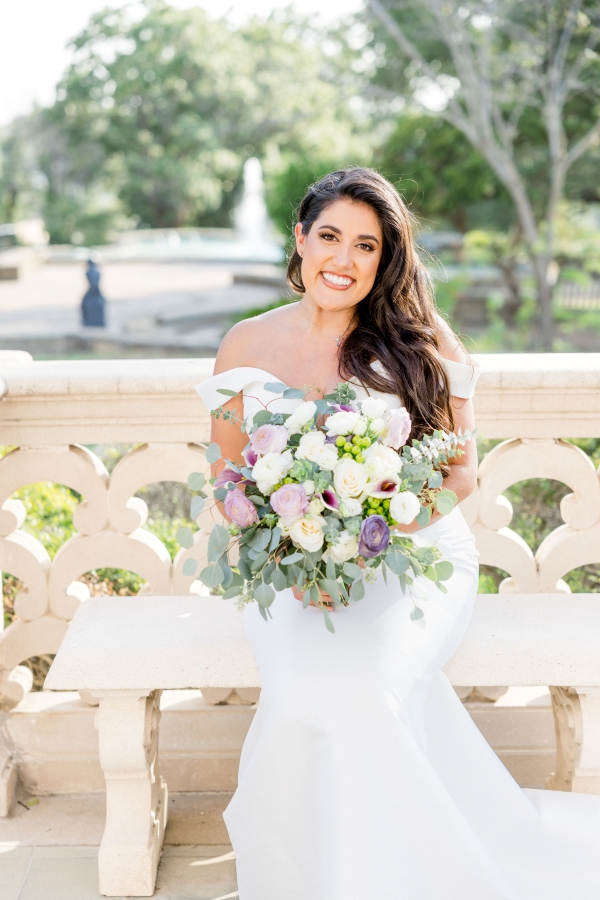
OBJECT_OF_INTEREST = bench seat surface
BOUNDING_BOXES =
[44,593,600,692]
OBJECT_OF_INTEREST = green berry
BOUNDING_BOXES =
[352,435,362,445]
[368,497,378,507]
[343,442,353,453]
[283,477,293,484]
[351,445,361,456]
[361,437,371,448]
[355,453,365,463]
[335,435,346,447]
[383,499,391,509]
[342,452,353,459]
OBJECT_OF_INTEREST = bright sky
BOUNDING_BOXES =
[0,0,365,127]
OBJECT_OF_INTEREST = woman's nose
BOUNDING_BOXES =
[331,242,353,270]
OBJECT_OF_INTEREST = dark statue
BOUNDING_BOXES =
[81,258,106,327]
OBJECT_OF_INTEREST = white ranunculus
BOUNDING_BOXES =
[361,397,388,419]
[318,444,339,471]
[289,515,325,552]
[333,458,368,498]
[389,491,421,525]
[369,417,386,436]
[363,443,403,476]
[326,529,359,564]
[285,401,317,434]
[296,430,326,463]
[351,417,368,436]
[339,497,362,517]
[252,450,293,494]
[302,479,315,495]
[324,410,360,436]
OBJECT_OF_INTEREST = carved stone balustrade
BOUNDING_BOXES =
[1,353,600,809]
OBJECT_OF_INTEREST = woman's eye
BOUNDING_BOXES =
[319,232,336,241]
[358,243,375,252]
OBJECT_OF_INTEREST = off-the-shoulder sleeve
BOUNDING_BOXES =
[195,366,277,412]
[442,358,481,399]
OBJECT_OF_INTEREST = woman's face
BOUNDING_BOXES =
[295,199,383,313]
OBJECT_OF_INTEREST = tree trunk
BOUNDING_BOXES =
[531,254,554,350]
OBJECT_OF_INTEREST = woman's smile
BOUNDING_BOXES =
[320,270,356,290]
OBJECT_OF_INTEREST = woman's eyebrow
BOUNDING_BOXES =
[317,224,380,244]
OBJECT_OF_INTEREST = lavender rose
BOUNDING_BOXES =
[385,407,412,450]
[270,483,309,523]
[214,467,244,489]
[224,488,259,527]
[358,515,390,558]
[250,424,289,456]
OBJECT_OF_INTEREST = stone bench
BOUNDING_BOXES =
[45,592,600,897]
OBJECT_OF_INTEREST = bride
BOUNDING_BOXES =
[197,168,600,900]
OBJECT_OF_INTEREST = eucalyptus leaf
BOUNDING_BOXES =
[268,526,282,553]
[250,550,269,572]
[280,552,303,566]
[221,564,234,590]
[205,442,222,464]
[350,579,365,602]
[272,566,288,592]
[424,565,437,582]
[323,609,336,633]
[410,606,426,628]
[253,410,273,426]
[416,505,432,527]
[188,472,205,491]
[248,495,266,507]
[342,562,363,582]
[319,578,340,601]
[263,560,276,584]
[216,388,239,397]
[200,562,224,588]
[250,529,270,552]
[237,558,252,580]
[182,558,198,577]
[263,381,288,393]
[255,582,276,607]
[213,487,227,501]
[385,549,410,576]
[436,581,448,594]
[310,583,321,606]
[222,584,242,599]
[190,495,205,519]
[302,590,311,608]
[176,526,194,550]
[296,569,306,591]
[258,604,268,621]
[326,557,337,582]
[282,387,306,400]
[437,488,458,503]
[435,560,454,581]
[428,471,443,489]
[208,524,230,563]
[435,495,455,515]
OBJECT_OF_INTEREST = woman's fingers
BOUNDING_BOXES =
[291,585,336,610]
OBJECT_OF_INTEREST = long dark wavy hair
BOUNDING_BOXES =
[287,167,455,441]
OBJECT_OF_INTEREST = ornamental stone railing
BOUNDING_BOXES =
[0,353,599,715]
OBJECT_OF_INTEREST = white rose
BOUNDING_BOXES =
[308,496,325,515]
[277,516,291,536]
[296,430,326,463]
[285,401,317,433]
[333,458,368,498]
[369,417,386,436]
[361,397,388,419]
[389,491,421,525]
[252,450,293,494]
[324,410,360,436]
[289,515,325,552]
[326,529,359,564]
[302,480,315,495]
[363,443,403,476]
[352,417,368,436]
[339,498,362,517]
[317,444,339,471]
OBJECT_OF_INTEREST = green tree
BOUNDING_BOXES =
[365,0,600,348]
[48,2,361,230]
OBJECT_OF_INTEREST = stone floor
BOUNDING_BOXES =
[0,792,237,900]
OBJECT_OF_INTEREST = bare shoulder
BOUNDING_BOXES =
[213,303,297,375]
[435,315,470,365]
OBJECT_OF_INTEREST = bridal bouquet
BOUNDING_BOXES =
[179,382,472,632]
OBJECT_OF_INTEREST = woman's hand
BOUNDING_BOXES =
[292,585,335,611]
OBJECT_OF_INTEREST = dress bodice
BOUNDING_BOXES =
[195,358,481,422]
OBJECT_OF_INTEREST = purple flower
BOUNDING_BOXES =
[270,483,309,522]
[332,403,356,413]
[358,515,390,558]
[250,424,289,456]
[215,467,244,489]
[224,488,259,527]
[321,488,340,511]
[385,407,412,450]
[242,445,258,467]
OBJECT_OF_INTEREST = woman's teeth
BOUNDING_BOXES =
[322,272,353,287]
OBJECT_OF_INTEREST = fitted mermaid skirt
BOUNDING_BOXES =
[222,508,600,900]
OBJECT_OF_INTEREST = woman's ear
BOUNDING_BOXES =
[294,222,304,258]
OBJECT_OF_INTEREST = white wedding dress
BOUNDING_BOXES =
[196,361,600,900]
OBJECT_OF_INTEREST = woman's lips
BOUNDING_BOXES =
[320,271,355,290]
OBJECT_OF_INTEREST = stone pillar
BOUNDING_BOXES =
[93,689,167,897]
[548,686,600,794]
